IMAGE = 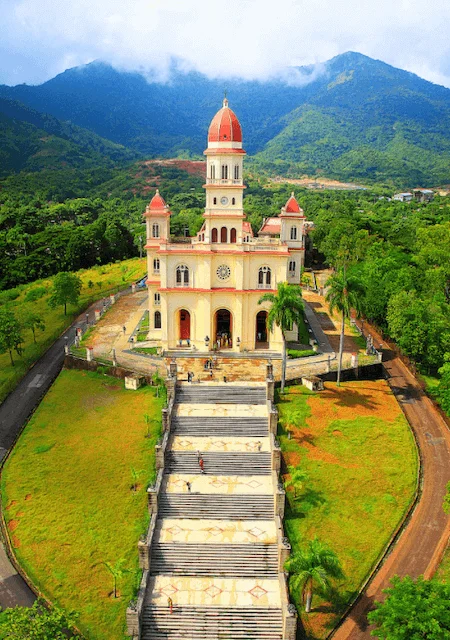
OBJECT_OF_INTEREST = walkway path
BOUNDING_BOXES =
[142,382,289,638]
[332,324,450,639]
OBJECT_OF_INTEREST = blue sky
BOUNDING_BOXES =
[1,0,450,87]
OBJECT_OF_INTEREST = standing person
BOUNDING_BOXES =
[168,597,173,614]
[199,455,205,474]
[186,481,191,493]
[187,371,191,383]
[123,325,126,335]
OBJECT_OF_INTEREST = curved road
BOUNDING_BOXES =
[0,303,103,607]
[332,325,450,639]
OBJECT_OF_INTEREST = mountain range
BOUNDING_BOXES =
[2,51,450,187]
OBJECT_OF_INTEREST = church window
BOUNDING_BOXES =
[154,292,160,305]
[176,264,189,286]
[153,258,160,273]
[202,233,205,241]
[154,311,161,329]
[152,223,160,238]
[290,226,298,240]
[258,266,272,288]
[211,228,218,243]
[230,228,237,243]
[289,260,296,274]
[210,164,215,179]
[232,197,235,205]
[221,165,228,180]
[234,165,239,180]
[220,226,228,243]
[213,197,217,205]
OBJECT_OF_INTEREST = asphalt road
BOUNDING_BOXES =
[0,306,96,608]
[332,327,450,639]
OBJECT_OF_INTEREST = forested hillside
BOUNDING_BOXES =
[2,52,450,186]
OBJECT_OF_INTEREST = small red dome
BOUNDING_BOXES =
[208,98,242,144]
[285,192,304,215]
[149,189,166,210]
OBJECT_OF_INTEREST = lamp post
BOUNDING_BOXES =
[204,335,210,350]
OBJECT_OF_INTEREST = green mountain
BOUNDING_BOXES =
[2,52,450,186]
[0,97,137,177]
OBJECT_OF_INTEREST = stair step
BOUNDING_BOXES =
[158,494,274,520]
[171,417,268,437]
[142,606,283,639]
[151,543,278,576]
[166,452,271,475]
[176,387,266,405]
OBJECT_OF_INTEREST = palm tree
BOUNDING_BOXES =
[285,537,344,613]
[284,465,308,500]
[325,269,363,386]
[258,282,304,392]
[103,558,129,598]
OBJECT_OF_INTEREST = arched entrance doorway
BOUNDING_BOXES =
[215,309,232,349]
[255,311,269,349]
[179,309,191,342]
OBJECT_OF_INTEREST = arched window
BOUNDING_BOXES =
[290,226,298,240]
[202,233,205,241]
[210,164,215,179]
[213,197,217,205]
[154,311,161,329]
[234,165,239,180]
[230,228,237,243]
[288,260,296,274]
[258,266,272,288]
[152,223,160,238]
[153,258,160,273]
[220,226,228,243]
[221,165,228,180]
[232,197,235,205]
[211,228,218,243]
[176,264,189,287]
[154,292,160,305]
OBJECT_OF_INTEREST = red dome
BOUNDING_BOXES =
[208,98,242,144]
[285,192,304,215]
[149,189,166,210]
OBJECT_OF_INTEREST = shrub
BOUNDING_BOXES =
[24,286,47,302]
[0,289,20,305]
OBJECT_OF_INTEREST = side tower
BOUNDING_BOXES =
[144,190,171,342]
[202,97,246,244]
[279,193,306,284]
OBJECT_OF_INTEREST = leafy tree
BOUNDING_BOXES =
[0,597,80,639]
[258,283,304,392]
[102,558,129,598]
[48,272,82,315]
[0,308,24,366]
[285,537,344,613]
[20,310,46,343]
[284,465,308,500]
[368,575,450,639]
[325,270,363,385]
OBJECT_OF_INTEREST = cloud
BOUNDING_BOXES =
[1,0,450,87]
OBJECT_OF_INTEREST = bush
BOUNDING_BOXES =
[24,286,47,302]
[288,349,316,358]
[0,289,20,305]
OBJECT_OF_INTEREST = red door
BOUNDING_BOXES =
[180,310,191,340]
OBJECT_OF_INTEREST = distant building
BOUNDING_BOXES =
[413,189,434,203]
[393,192,413,202]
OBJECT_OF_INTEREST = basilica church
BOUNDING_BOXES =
[144,98,308,353]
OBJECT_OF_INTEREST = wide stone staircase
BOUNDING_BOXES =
[131,381,295,640]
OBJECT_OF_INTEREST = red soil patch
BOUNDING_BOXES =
[6,500,17,510]
[8,520,19,532]
[333,430,342,436]
[12,536,21,548]
[25,494,32,501]
[283,451,302,467]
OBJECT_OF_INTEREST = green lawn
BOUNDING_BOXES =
[0,258,146,403]
[436,546,450,584]
[277,381,418,639]
[1,368,164,640]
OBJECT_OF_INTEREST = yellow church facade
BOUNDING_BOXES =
[144,99,308,354]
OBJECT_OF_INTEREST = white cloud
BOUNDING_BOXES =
[1,0,450,87]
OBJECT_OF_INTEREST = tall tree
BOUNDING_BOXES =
[258,282,304,392]
[20,310,45,343]
[285,537,344,613]
[48,272,82,315]
[0,308,24,366]
[325,270,363,386]
[368,575,450,639]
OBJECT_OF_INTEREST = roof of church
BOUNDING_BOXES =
[144,189,171,217]
[279,192,305,218]
[243,221,254,235]
[208,98,242,144]
[259,217,281,235]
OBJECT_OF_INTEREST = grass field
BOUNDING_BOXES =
[277,381,418,639]
[0,258,146,403]
[1,368,164,640]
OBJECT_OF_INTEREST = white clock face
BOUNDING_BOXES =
[220,197,229,205]
[216,265,231,280]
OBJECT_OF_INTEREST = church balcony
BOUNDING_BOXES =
[257,283,273,289]
[205,178,242,186]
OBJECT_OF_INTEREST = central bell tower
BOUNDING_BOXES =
[202,98,246,243]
